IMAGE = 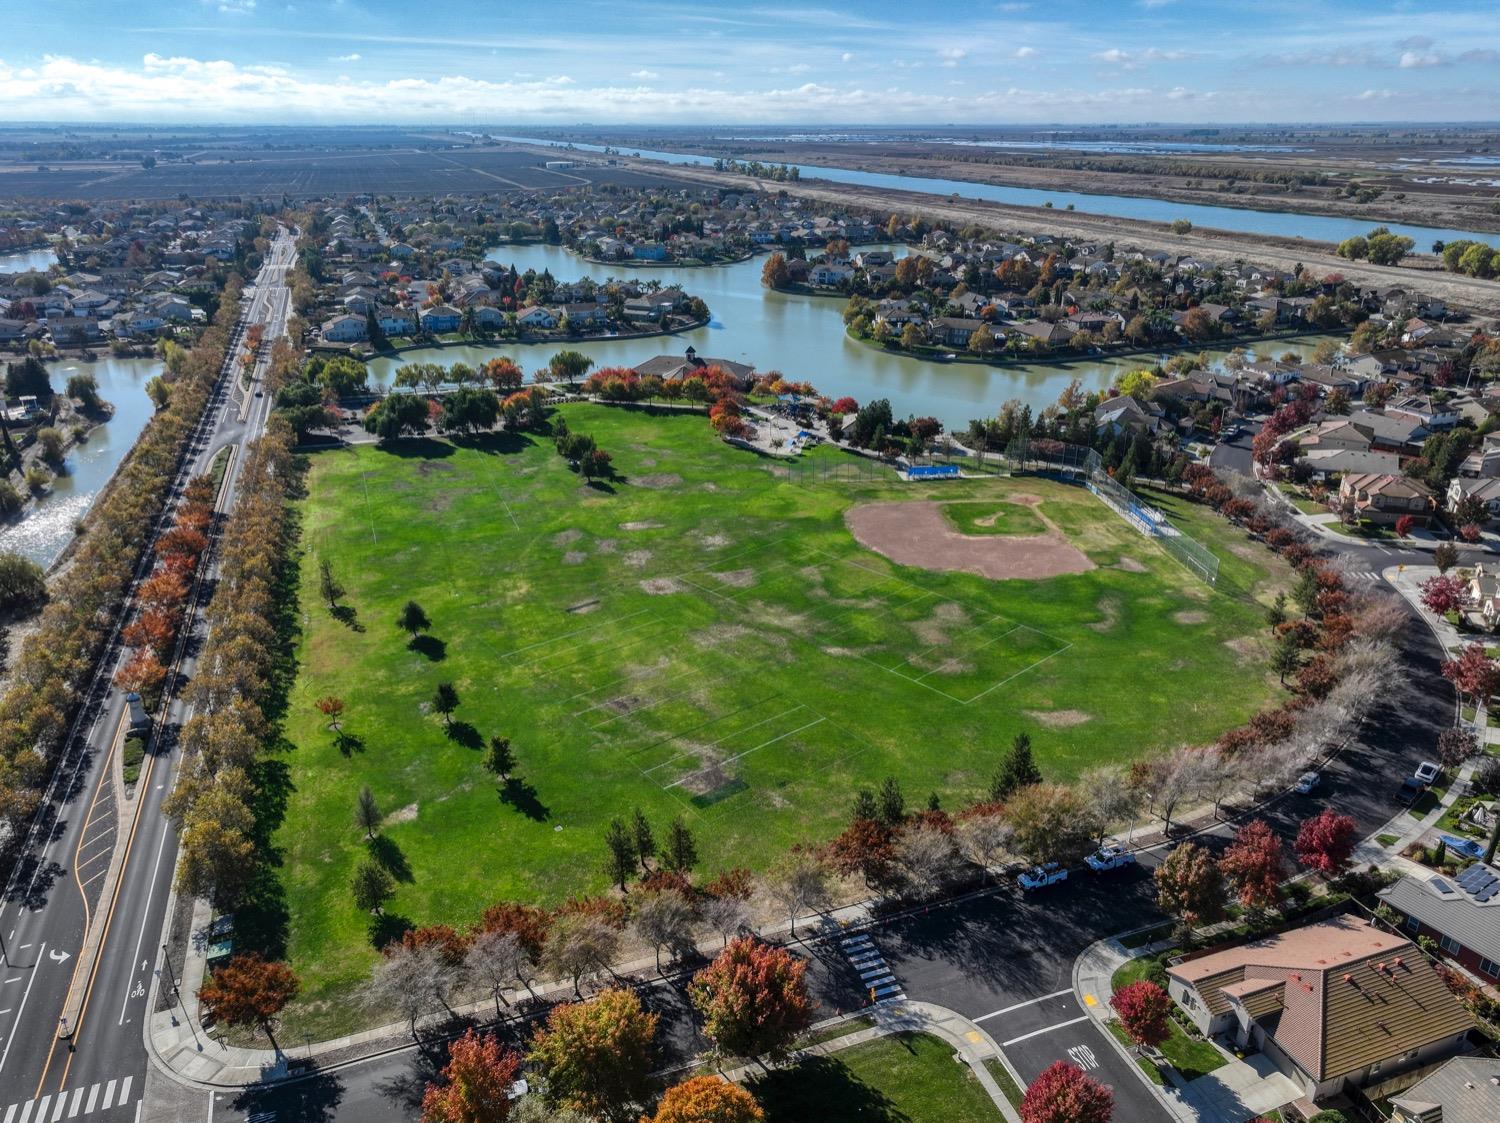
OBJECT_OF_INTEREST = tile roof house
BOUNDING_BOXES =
[1166,916,1472,1102]
[1390,1056,1500,1123]
[632,346,754,382]
[1338,472,1436,526]
[1379,863,1500,986]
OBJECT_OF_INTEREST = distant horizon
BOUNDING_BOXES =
[2,120,1499,132]
[2,0,1498,126]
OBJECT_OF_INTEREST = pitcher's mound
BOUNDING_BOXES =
[845,501,1093,581]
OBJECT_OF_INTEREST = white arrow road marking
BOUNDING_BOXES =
[47,950,69,963]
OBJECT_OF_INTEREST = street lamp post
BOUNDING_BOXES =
[160,942,203,1052]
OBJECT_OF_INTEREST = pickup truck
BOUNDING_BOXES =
[1019,862,1068,891]
[1085,845,1135,873]
[1397,777,1426,806]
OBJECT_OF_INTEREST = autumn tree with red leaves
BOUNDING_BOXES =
[1219,819,1287,915]
[1110,981,1173,1049]
[826,817,897,888]
[1294,809,1357,880]
[689,937,812,1064]
[1020,1061,1113,1123]
[114,649,167,696]
[1154,842,1227,938]
[1420,575,1467,616]
[1441,643,1500,708]
[420,1028,520,1123]
[197,953,299,1053]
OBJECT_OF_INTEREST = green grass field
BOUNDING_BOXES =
[272,404,1286,1032]
[750,1032,1003,1122]
[939,500,1049,537]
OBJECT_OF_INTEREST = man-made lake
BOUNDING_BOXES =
[0,246,59,274]
[0,356,161,568]
[493,135,1500,250]
[367,241,1336,429]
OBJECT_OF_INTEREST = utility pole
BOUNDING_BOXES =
[160,942,203,1052]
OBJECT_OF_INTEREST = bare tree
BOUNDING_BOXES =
[1196,747,1245,818]
[895,822,960,896]
[701,894,751,947]
[543,913,620,998]
[464,929,524,1019]
[1078,764,1140,843]
[763,850,831,937]
[631,889,697,973]
[955,810,1013,881]
[365,943,447,1040]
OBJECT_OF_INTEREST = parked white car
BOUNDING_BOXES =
[1414,761,1440,786]
[1294,771,1321,794]
[1085,845,1134,873]
[1019,862,1068,891]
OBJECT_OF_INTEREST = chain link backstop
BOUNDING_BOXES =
[1082,450,1220,584]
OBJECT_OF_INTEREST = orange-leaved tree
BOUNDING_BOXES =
[420,1028,520,1123]
[688,937,812,1066]
[197,953,299,1053]
[649,1075,764,1123]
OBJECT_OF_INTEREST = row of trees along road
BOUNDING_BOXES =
[0,274,242,836]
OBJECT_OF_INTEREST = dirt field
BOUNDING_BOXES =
[845,500,1094,581]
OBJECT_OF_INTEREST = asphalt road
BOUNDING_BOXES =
[0,230,295,1123]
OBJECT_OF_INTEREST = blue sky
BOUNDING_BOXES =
[1,0,1497,124]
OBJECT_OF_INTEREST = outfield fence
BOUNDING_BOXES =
[786,454,897,485]
[1082,449,1220,584]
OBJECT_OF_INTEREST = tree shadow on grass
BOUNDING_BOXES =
[378,437,455,460]
[407,634,446,661]
[466,430,535,457]
[748,1054,906,1122]
[335,731,365,757]
[368,834,414,882]
[499,777,551,823]
[330,603,364,632]
[445,720,482,749]
[584,478,617,494]
[369,911,414,951]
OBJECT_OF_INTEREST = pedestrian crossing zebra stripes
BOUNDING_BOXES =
[1347,569,1381,584]
[1,1075,133,1123]
[840,933,904,1003]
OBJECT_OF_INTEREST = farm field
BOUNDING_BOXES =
[270,404,1286,1029]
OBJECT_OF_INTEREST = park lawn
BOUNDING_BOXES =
[270,405,1288,1036]
[939,500,1049,537]
[749,1032,1003,1122]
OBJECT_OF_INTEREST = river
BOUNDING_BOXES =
[0,356,161,568]
[365,241,1336,430]
[492,135,1500,251]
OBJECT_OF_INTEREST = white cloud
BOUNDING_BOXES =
[841,51,854,62]
[1357,88,1396,100]
[1013,46,1038,60]
[210,0,256,12]
[939,47,967,68]
[996,2,1030,11]
[333,52,361,62]
[629,69,660,79]
[1092,47,1187,70]
[1399,50,1442,68]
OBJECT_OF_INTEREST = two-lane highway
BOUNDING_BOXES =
[0,228,296,1122]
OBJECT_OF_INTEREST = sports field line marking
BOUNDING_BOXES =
[498,608,652,659]
[875,610,1012,675]
[358,470,379,544]
[613,691,783,758]
[962,641,1074,704]
[910,623,1026,684]
[641,704,809,774]
[520,616,675,677]
[587,672,751,733]
[663,717,828,789]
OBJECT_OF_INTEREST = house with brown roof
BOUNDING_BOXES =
[1166,916,1472,1102]
[1338,472,1436,526]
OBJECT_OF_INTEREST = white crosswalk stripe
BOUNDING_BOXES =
[840,933,905,1002]
[0,1079,136,1123]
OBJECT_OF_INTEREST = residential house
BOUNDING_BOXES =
[49,316,101,344]
[321,313,368,343]
[470,306,506,330]
[516,305,559,330]
[929,317,984,348]
[1390,1056,1500,1123]
[1448,477,1500,524]
[1379,863,1500,985]
[1338,472,1436,526]
[807,260,855,287]
[1093,394,1165,436]
[633,346,754,382]
[1298,448,1402,482]
[1466,563,1500,630]
[112,310,165,337]
[1346,409,1431,455]
[1388,395,1461,432]
[1165,915,1472,1102]
[376,307,417,336]
[419,305,462,333]
[629,242,668,261]
[560,302,607,328]
[1011,319,1072,348]
[622,293,679,323]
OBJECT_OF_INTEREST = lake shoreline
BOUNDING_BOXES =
[329,314,712,360]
